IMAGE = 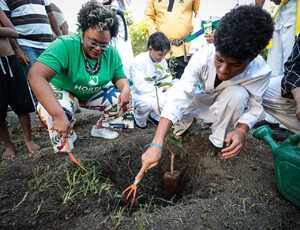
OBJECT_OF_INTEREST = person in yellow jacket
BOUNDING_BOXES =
[144,0,200,79]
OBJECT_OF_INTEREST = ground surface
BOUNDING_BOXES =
[1,110,300,230]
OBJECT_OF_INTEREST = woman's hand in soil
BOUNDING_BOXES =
[221,128,247,159]
[52,113,70,138]
[141,146,162,172]
[118,88,130,112]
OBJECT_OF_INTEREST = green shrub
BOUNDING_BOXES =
[129,20,148,56]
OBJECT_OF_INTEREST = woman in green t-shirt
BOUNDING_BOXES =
[28,0,132,153]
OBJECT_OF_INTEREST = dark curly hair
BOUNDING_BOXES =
[214,5,274,61]
[77,0,119,37]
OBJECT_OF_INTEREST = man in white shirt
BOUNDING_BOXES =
[263,35,300,133]
[140,5,274,170]
[267,0,296,76]
[130,32,172,128]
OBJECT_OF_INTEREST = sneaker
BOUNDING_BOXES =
[173,118,194,137]
[90,126,119,139]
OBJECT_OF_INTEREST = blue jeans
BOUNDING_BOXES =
[20,45,45,75]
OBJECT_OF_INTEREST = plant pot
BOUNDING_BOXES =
[163,170,181,196]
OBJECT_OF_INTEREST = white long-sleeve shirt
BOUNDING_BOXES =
[129,51,172,98]
[161,45,272,129]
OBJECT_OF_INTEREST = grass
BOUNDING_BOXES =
[28,166,57,193]
[61,161,114,204]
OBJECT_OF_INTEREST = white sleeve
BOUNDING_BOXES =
[129,57,153,95]
[0,0,9,11]
[161,52,204,124]
[237,73,271,128]
[44,0,51,7]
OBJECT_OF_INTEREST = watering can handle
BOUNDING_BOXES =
[285,133,300,146]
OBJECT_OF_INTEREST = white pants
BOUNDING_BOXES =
[133,93,166,127]
[180,85,250,148]
[263,76,300,133]
[267,24,296,76]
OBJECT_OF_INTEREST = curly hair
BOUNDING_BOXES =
[77,0,119,37]
[214,5,274,61]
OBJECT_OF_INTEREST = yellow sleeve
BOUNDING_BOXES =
[193,0,200,16]
[144,0,158,35]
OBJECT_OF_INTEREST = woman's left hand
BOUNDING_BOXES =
[118,88,130,112]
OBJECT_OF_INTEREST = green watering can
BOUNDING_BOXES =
[253,125,300,208]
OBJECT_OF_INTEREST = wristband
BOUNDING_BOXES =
[145,143,163,150]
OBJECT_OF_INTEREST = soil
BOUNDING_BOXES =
[1,110,300,230]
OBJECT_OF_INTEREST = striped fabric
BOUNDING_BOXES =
[282,35,300,99]
[0,0,53,49]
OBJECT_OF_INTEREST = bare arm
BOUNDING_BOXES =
[0,26,18,38]
[141,117,172,170]
[0,10,29,64]
[28,62,65,119]
[60,21,69,35]
[114,77,131,111]
[47,12,62,37]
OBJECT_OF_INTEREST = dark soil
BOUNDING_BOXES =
[1,110,300,230]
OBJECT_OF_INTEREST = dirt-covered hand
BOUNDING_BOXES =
[221,129,246,159]
[52,113,70,138]
[118,89,130,112]
[141,146,162,172]
[15,48,29,65]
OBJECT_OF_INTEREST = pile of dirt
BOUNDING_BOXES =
[0,111,300,230]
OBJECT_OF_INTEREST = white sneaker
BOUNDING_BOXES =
[90,126,119,139]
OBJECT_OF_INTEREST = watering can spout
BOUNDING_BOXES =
[253,125,279,151]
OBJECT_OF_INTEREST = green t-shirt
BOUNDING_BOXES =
[37,34,125,101]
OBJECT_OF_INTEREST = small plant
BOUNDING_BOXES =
[29,166,56,193]
[167,55,178,78]
[144,63,173,114]
[62,162,113,204]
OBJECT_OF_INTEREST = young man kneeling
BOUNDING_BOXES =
[141,5,274,169]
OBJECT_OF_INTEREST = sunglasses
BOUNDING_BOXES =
[86,38,109,51]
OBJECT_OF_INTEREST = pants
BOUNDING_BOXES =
[0,55,35,122]
[263,76,300,133]
[167,56,190,79]
[180,85,250,148]
[267,24,296,76]
[133,92,167,127]
[37,84,132,152]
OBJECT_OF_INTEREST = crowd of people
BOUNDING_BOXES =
[0,0,299,178]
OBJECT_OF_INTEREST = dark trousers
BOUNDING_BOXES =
[167,56,190,79]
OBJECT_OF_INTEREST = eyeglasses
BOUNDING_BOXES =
[86,38,109,51]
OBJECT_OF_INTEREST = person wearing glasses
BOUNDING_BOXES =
[28,1,132,153]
